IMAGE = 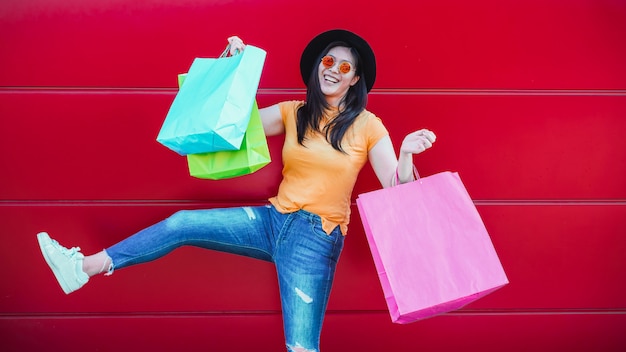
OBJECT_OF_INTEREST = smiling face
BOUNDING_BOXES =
[318,46,360,107]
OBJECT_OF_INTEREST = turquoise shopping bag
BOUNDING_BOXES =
[157,45,266,155]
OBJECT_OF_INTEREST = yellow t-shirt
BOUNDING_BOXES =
[269,100,389,235]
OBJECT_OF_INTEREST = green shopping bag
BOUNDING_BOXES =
[186,100,271,179]
[157,45,266,155]
[175,73,270,179]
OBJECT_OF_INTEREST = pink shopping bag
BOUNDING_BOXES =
[356,171,508,324]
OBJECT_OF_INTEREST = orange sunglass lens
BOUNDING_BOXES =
[338,62,352,74]
[322,56,334,68]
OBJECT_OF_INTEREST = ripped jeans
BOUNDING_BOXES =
[105,205,345,352]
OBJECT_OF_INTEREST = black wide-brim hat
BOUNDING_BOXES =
[300,29,376,92]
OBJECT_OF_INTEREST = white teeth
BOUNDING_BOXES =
[324,75,339,83]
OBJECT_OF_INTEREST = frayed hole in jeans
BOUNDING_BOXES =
[294,287,313,304]
[287,343,317,352]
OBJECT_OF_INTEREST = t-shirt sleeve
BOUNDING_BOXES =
[366,114,390,151]
[278,100,304,124]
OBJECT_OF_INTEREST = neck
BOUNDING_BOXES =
[325,96,343,109]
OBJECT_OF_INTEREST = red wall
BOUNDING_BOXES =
[1,0,625,351]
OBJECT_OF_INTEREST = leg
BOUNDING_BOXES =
[38,206,276,294]
[105,206,276,273]
[274,210,345,352]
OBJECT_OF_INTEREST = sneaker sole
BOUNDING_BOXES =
[37,232,75,294]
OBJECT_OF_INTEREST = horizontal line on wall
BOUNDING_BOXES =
[335,308,626,317]
[371,88,626,96]
[473,200,626,206]
[2,308,625,320]
[0,200,624,207]
[258,88,626,96]
[0,200,271,207]
[1,87,626,96]
[0,87,175,96]
[0,199,626,207]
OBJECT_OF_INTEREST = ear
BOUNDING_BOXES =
[350,74,360,87]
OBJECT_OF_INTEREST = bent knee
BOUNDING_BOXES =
[166,209,197,226]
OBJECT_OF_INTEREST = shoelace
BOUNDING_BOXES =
[51,239,82,258]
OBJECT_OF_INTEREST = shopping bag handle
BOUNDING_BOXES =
[219,44,241,58]
[393,165,421,187]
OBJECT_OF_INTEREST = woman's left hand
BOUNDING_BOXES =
[400,129,437,155]
[227,36,246,55]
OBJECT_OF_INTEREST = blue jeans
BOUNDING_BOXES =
[105,205,345,352]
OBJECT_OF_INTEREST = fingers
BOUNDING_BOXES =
[406,129,436,145]
[414,129,436,143]
[227,36,246,55]
[401,129,436,155]
[227,36,244,46]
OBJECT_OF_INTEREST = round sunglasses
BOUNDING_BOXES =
[321,55,355,74]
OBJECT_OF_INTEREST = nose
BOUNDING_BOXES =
[327,63,340,73]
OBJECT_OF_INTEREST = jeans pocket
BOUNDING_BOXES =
[308,219,340,244]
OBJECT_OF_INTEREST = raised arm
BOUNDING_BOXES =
[259,104,285,136]
[227,36,285,136]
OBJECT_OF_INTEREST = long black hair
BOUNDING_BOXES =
[296,41,369,153]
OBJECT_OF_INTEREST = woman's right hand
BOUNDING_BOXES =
[227,36,246,55]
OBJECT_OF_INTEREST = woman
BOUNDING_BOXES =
[37,29,436,352]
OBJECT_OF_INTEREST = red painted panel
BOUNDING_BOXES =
[364,93,626,200]
[0,91,288,201]
[1,313,625,352]
[468,205,626,309]
[2,92,624,200]
[322,313,626,352]
[0,315,286,352]
[2,204,624,313]
[1,0,625,89]
[1,204,281,314]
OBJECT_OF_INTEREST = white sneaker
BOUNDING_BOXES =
[37,232,89,294]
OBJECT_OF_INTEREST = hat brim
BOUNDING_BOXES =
[300,29,376,92]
